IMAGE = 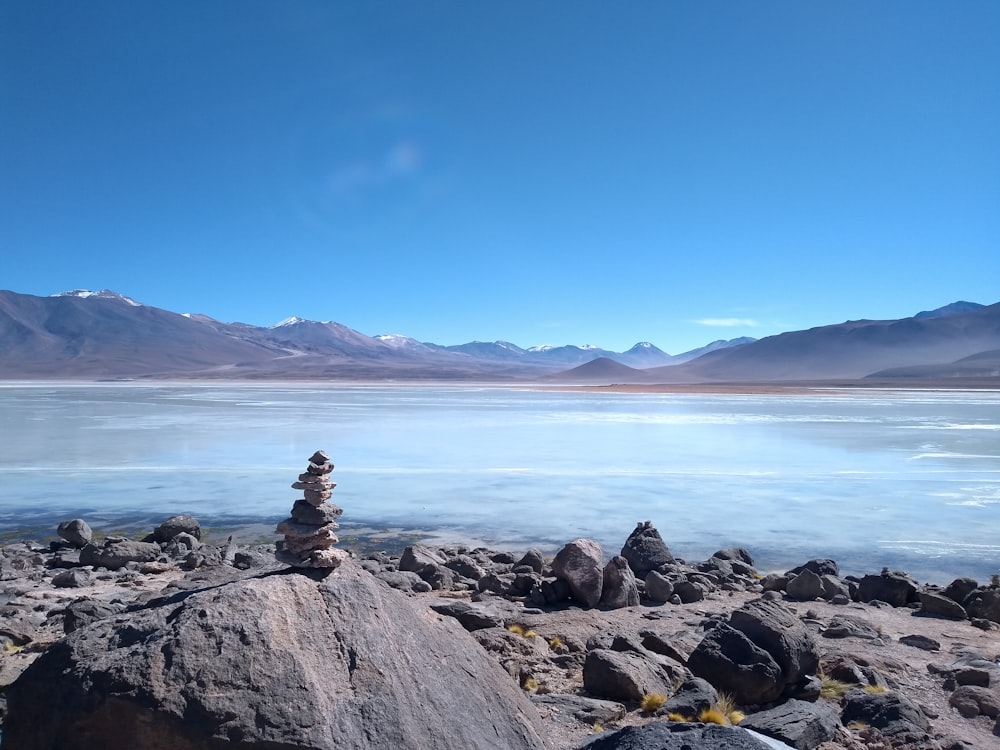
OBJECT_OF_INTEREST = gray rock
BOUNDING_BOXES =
[152,514,202,542]
[530,693,625,726]
[289,499,342,525]
[919,590,968,620]
[583,648,688,703]
[600,555,640,609]
[551,539,604,608]
[427,598,513,631]
[644,571,674,603]
[444,553,487,580]
[672,579,706,603]
[51,569,91,588]
[5,561,547,750]
[948,685,1000,718]
[857,571,919,607]
[963,588,1000,623]
[517,548,545,574]
[787,559,839,577]
[375,569,424,592]
[740,699,840,750]
[79,541,161,571]
[62,600,124,634]
[841,689,929,737]
[712,547,755,566]
[942,577,978,603]
[687,622,784,705]
[56,519,92,548]
[398,544,446,572]
[899,634,940,651]
[620,521,675,578]
[581,721,785,749]
[785,569,823,600]
[663,676,718,717]
[822,613,882,640]
[728,598,820,689]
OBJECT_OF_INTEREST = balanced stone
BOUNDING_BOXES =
[275,450,348,569]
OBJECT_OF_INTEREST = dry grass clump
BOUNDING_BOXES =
[506,624,538,639]
[863,684,888,695]
[639,693,667,713]
[820,675,854,700]
[698,707,728,725]
[521,677,539,692]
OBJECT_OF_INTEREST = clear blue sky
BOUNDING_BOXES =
[2,2,998,353]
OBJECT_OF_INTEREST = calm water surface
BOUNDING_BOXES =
[1,383,998,583]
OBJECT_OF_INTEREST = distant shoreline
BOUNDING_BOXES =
[1,376,998,395]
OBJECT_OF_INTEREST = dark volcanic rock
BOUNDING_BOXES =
[583,648,688,703]
[79,540,161,571]
[963,587,1000,623]
[581,721,779,749]
[644,571,674,603]
[4,562,547,750]
[152,514,202,542]
[857,570,919,607]
[841,689,929,738]
[551,539,604,608]
[687,622,784,705]
[620,521,675,578]
[600,555,640,609]
[919,590,968,620]
[662,677,718,717]
[530,694,626,726]
[56,519,92,548]
[740,699,840,749]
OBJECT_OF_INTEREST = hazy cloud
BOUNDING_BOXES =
[694,318,758,327]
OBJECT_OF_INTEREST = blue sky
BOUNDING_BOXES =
[2,2,998,353]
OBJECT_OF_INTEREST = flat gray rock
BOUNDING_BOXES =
[5,562,547,750]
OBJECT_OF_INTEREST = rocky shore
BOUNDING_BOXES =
[1,512,999,749]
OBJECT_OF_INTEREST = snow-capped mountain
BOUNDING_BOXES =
[2,290,997,383]
[53,289,141,306]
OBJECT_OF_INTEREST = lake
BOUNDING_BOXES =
[1,383,998,584]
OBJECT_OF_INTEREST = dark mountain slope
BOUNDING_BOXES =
[652,303,1000,382]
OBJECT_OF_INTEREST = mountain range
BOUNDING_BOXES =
[0,289,998,384]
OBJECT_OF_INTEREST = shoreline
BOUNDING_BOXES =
[2,514,996,589]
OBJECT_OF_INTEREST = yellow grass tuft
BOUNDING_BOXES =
[727,710,745,725]
[639,693,667,713]
[699,707,728,725]
[819,676,854,700]
[863,684,888,694]
[591,723,604,733]
[522,677,539,692]
[715,692,737,716]
[548,636,563,650]
[507,624,525,636]
[666,712,692,723]
[522,629,538,639]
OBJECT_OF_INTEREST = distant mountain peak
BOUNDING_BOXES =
[271,316,308,328]
[53,289,141,306]
[914,301,984,320]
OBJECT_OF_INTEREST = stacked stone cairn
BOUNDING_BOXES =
[275,450,348,569]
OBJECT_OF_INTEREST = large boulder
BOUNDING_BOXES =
[600,555,640,609]
[687,623,784,705]
[963,587,1000,623]
[740,699,840,749]
[153,514,202,542]
[688,598,819,705]
[4,562,547,750]
[551,539,604,608]
[620,521,675,578]
[857,571,919,607]
[56,519,93,548]
[728,598,819,688]
[583,648,689,703]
